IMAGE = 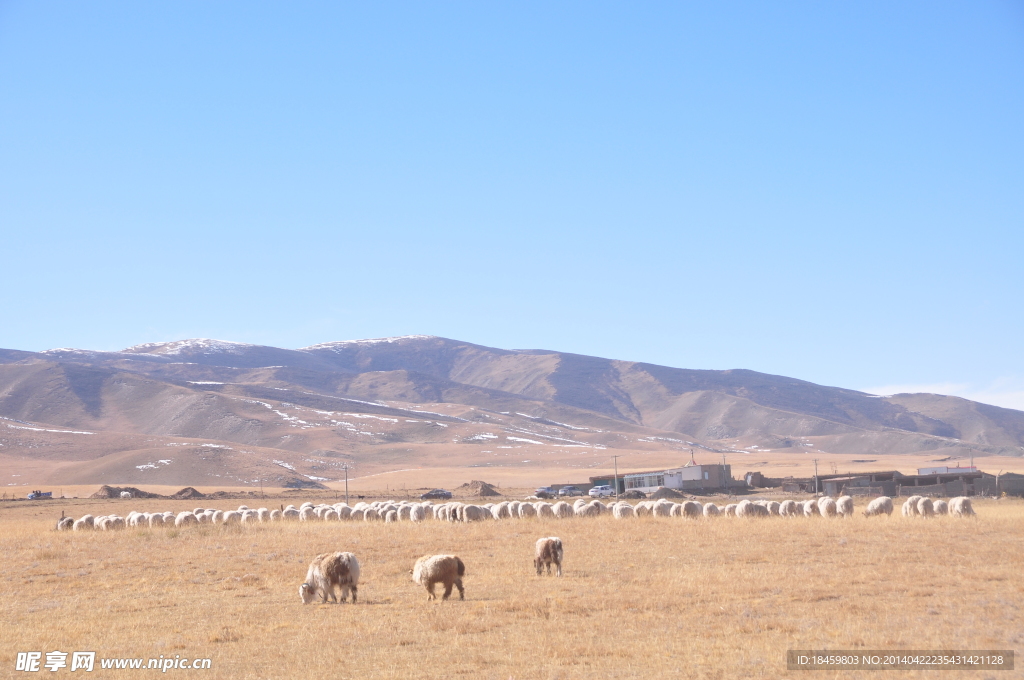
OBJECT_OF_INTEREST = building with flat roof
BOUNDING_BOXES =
[591,463,735,494]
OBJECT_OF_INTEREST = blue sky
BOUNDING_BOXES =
[2,2,1022,408]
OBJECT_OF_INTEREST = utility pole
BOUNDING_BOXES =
[344,464,350,505]
[722,452,729,496]
[813,458,820,495]
[612,455,620,498]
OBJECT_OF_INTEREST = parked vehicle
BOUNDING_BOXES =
[420,489,452,500]
[27,490,52,500]
[558,486,583,497]
[588,485,614,498]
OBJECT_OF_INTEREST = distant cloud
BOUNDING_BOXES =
[863,378,1024,412]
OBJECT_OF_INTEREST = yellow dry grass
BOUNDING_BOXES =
[1,498,1021,679]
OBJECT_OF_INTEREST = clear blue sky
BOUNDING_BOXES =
[2,2,1022,408]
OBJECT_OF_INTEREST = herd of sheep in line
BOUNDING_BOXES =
[52,492,976,532]
[50,494,976,605]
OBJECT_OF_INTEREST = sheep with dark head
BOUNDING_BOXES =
[412,554,466,601]
[535,537,564,576]
[299,552,360,604]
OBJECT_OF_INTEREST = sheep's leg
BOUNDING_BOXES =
[426,582,436,600]
[556,562,562,577]
[455,578,464,601]
[350,584,358,603]
[442,582,454,601]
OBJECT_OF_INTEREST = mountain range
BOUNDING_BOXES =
[1,336,1021,489]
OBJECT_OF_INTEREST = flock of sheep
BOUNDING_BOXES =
[52,494,977,605]
[53,493,977,532]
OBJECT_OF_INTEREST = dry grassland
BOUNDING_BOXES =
[1,498,1022,679]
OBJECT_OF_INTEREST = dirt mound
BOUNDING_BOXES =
[619,489,647,499]
[90,485,163,499]
[171,487,205,499]
[650,487,685,499]
[457,480,502,497]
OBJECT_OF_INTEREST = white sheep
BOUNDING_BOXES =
[269,509,283,521]
[148,513,165,528]
[221,510,242,525]
[56,516,74,531]
[324,509,340,521]
[932,499,948,515]
[802,500,819,517]
[862,496,893,517]
[949,496,975,518]
[779,500,798,517]
[518,502,537,519]
[702,503,721,518]
[836,496,854,518]
[299,552,360,604]
[490,502,510,520]
[612,502,635,519]
[653,499,674,517]
[916,497,934,518]
[410,505,427,522]
[552,501,574,519]
[257,508,269,522]
[818,497,838,518]
[902,495,922,517]
[535,502,555,518]
[724,504,737,517]
[174,511,198,527]
[72,514,95,531]
[681,501,703,518]
[120,491,132,499]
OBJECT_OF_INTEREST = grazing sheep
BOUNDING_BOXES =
[766,501,781,516]
[105,516,126,530]
[174,511,198,527]
[653,499,674,517]
[397,505,412,521]
[256,508,269,522]
[902,496,923,517]
[777,500,797,517]
[575,501,600,518]
[299,552,360,604]
[836,496,854,518]
[572,499,588,513]
[462,505,485,522]
[703,503,721,518]
[323,509,339,521]
[535,502,555,518]
[818,497,838,518]
[916,497,934,518]
[384,510,398,523]
[535,537,564,576]
[518,502,537,519]
[412,555,466,601]
[56,516,74,531]
[411,505,427,522]
[932,499,948,515]
[364,508,380,522]
[72,516,95,532]
[587,500,606,516]
[337,506,352,521]
[634,501,653,518]
[552,501,574,519]
[148,513,165,528]
[299,507,316,522]
[506,501,521,516]
[802,500,819,517]
[862,496,894,517]
[120,491,132,499]
[737,501,769,518]
[490,502,510,520]
[681,501,703,519]
[724,504,737,517]
[949,496,975,518]
[221,510,241,525]
[268,509,282,521]
[299,502,313,511]
[612,502,635,519]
